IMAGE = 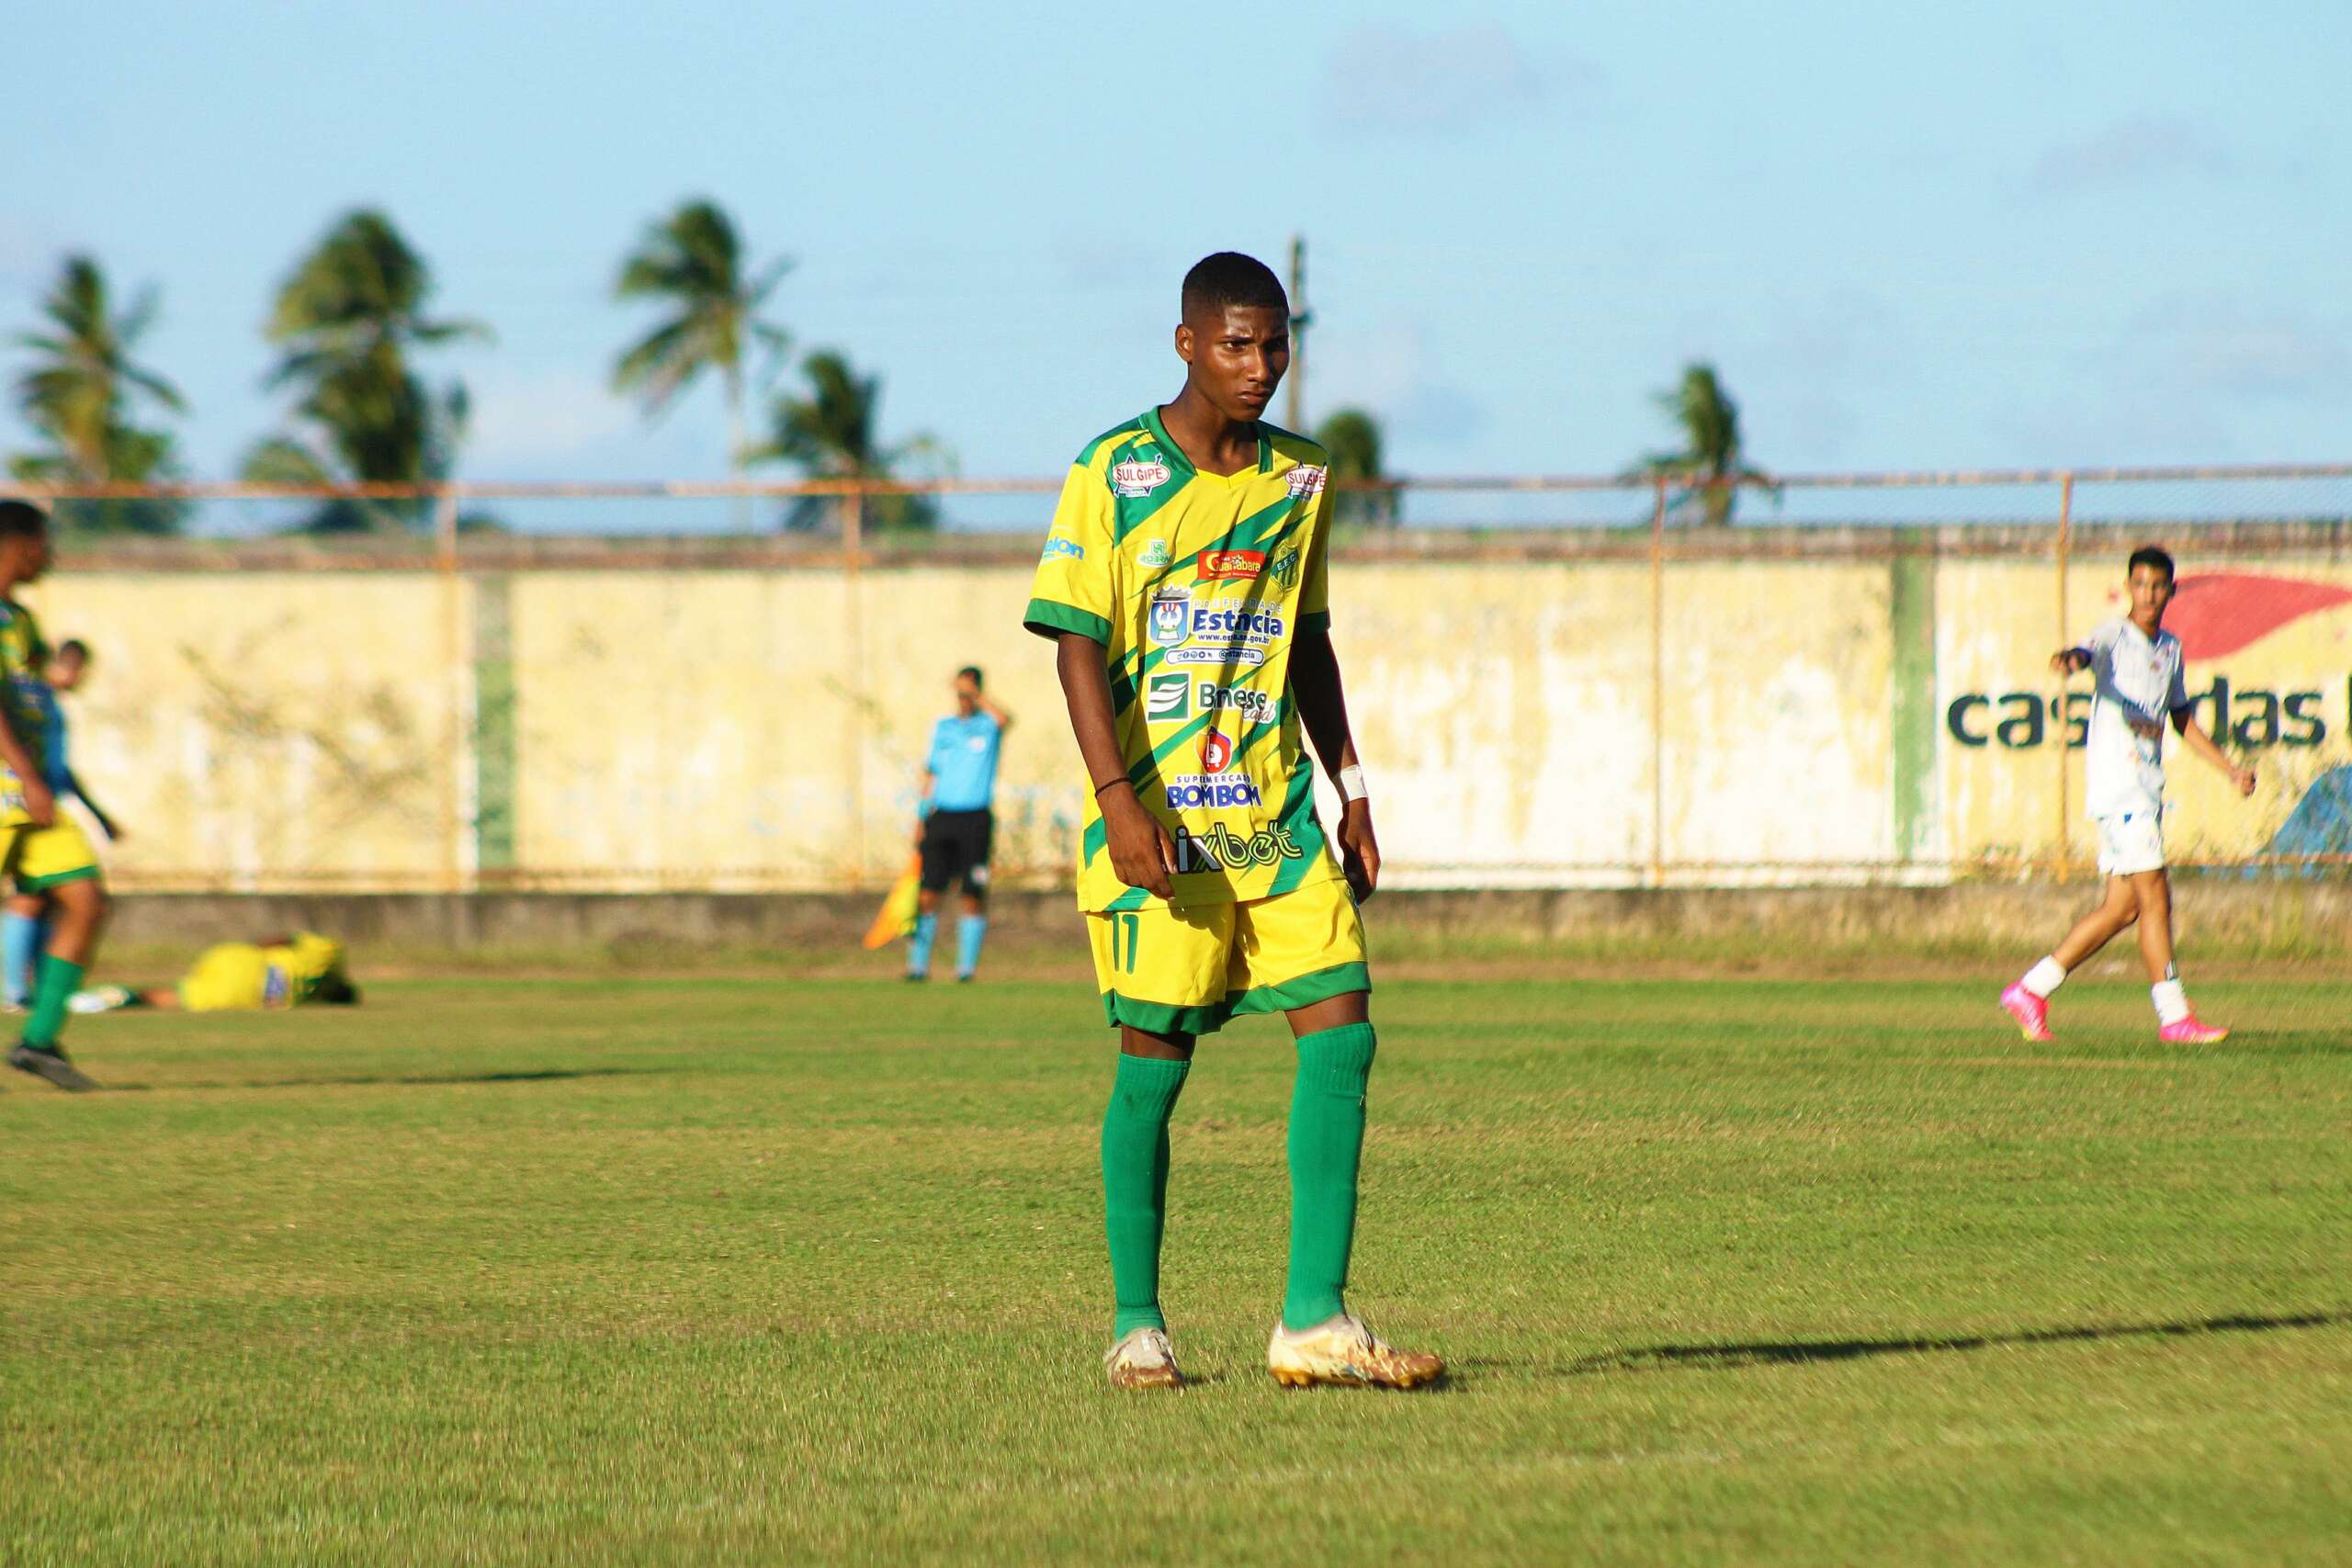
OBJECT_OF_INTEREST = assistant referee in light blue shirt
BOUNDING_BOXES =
[908,665,1012,981]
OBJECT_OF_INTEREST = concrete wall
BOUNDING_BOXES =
[37,528,2352,892]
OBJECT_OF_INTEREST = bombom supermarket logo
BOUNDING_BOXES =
[1111,459,1171,498]
[1174,822,1305,873]
[1198,550,1266,581]
[1162,773,1263,810]
[1199,728,1236,773]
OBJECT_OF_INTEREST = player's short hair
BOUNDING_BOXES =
[958,665,983,687]
[1182,253,1287,321]
[2127,546,2176,582]
[0,500,49,538]
[56,638,89,662]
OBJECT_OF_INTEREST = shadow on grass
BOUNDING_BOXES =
[1569,1309,2348,1376]
[96,1066,674,1093]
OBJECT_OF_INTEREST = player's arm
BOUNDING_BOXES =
[1290,626,1378,901]
[913,763,935,847]
[1055,633,1174,898]
[2168,649,2256,795]
[977,693,1014,733]
[62,768,121,840]
[0,712,53,827]
[2049,647,2093,674]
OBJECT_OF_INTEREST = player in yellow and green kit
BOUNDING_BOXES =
[73,931,359,1013]
[1025,254,1441,1392]
[0,501,111,1092]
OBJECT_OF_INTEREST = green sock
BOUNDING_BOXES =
[1283,1022,1378,1332]
[25,953,85,1049]
[1102,1053,1190,1337]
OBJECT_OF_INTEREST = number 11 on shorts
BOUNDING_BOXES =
[1117,912,1141,973]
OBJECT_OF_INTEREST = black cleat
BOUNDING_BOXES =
[9,1042,97,1092]
[903,973,928,983]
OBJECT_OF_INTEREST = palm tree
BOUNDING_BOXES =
[749,350,948,533]
[611,199,790,475]
[1313,407,1397,528]
[242,209,487,533]
[8,254,190,534]
[1634,363,1771,528]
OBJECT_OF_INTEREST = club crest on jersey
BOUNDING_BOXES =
[1148,589,1192,648]
[1144,671,1190,723]
[1136,537,1171,569]
[1111,459,1172,498]
[1198,550,1266,581]
[1268,547,1300,591]
[1199,728,1236,773]
[1285,464,1327,498]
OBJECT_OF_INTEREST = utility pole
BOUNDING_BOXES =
[1285,234,1311,434]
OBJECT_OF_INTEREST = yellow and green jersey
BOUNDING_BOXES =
[0,598,51,818]
[1024,408,1342,914]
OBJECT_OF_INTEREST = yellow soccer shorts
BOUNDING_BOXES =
[179,943,277,1012]
[1089,876,1370,1036]
[2,817,101,892]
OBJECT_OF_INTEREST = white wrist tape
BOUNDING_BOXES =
[1337,764,1369,804]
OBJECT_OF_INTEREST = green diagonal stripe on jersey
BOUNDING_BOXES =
[1083,815,1107,865]
[1265,761,1329,896]
[1111,434,1184,545]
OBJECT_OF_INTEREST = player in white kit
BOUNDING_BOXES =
[2000,547,2256,1044]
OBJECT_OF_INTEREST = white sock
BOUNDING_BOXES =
[2151,979,2189,1025]
[2020,957,2067,998]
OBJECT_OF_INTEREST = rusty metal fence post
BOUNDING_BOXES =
[1649,473,1669,887]
[2052,471,2075,883]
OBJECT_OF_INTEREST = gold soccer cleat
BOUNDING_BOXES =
[1267,1314,1444,1390]
[1103,1326,1186,1391]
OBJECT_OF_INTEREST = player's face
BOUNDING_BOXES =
[954,674,978,715]
[0,531,50,585]
[1176,305,1290,423]
[47,652,84,692]
[2128,563,2175,626]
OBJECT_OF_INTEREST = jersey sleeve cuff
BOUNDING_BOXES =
[1023,597,1112,644]
[1297,609,1330,635]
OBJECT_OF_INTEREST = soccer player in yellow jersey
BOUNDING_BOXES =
[0,501,111,1092]
[1024,254,1441,1392]
[74,931,358,1013]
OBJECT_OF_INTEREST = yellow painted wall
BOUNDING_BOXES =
[33,551,2352,891]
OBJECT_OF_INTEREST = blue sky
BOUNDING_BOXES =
[5,0,2348,517]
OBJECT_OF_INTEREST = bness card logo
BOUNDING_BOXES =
[1144,672,1189,724]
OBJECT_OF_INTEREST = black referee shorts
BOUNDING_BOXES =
[919,807,993,897]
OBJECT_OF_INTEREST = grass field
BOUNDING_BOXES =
[4,960,2348,1564]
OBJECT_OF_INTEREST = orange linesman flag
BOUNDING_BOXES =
[863,855,922,950]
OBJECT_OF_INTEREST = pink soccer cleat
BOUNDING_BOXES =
[2158,1014,2229,1044]
[1999,983,2053,1043]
